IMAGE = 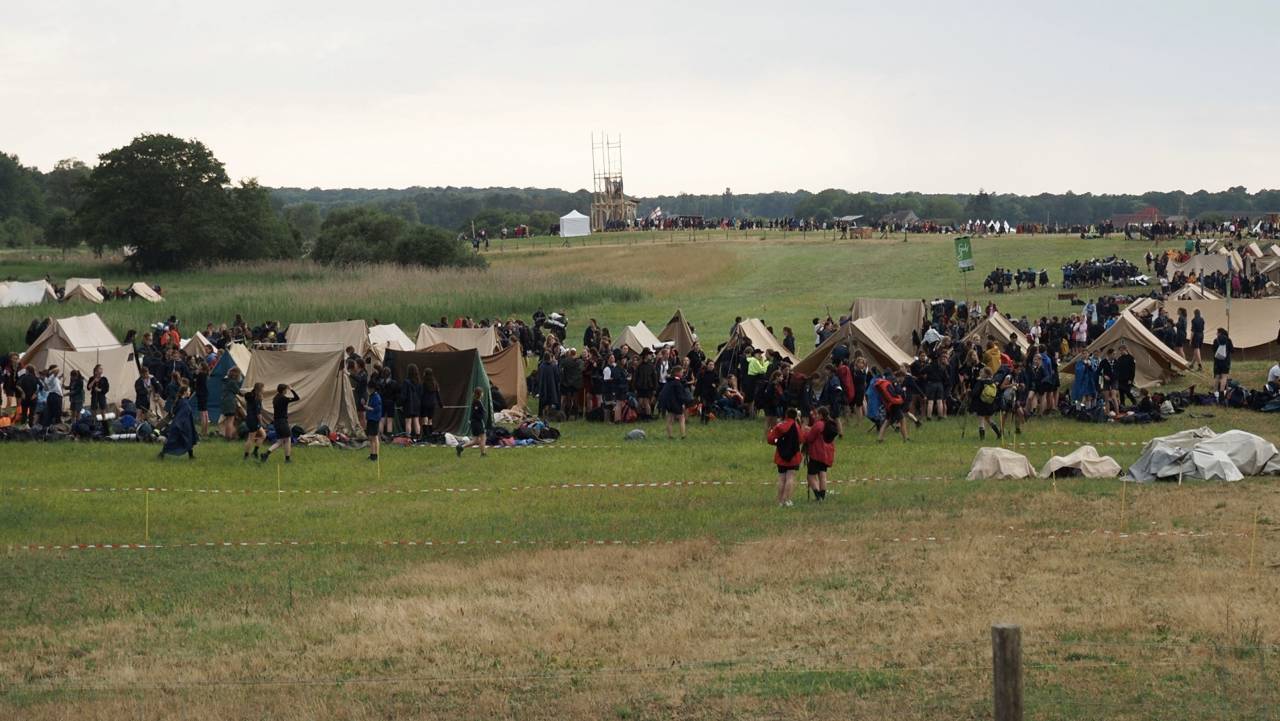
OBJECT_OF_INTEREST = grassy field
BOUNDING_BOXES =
[3,232,1280,719]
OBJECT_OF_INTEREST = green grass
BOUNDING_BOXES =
[2,232,1279,720]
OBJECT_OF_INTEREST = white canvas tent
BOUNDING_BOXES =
[1039,446,1122,478]
[966,447,1036,480]
[612,320,669,353]
[23,313,121,360]
[1167,283,1220,300]
[368,323,415,359]
[964,312,1030,353]
[414,325,501,354]
[64,277,101,295]
[129,282,163,302]
[181,332,216,359]
[0,280,58,308]
[720,318,799,365]
[63,283,104,303]
[285,319,370,355]
[559,210,590,238]
[24,344,139,413]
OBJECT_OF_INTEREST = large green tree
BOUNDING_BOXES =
[77,134,296,269]
[0,153,47,225]
[313,206,482,269]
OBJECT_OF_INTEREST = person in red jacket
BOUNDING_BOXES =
[767,408,803,507]
[875,367,911,443]
[804,407,837,501]
[836,359,855,417]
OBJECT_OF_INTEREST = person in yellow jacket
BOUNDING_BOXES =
[745,348,769,416]
[982,341,1002,375]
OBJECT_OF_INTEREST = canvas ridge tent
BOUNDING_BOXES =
[1164,253,1231,280]
[559,210,590,238]
[849,298,926,356]
[243,350,360,433]
[383,348,493,436]
[63,283,104,303]
[964,312,1030,353]
[794,317,913,377]
[285,319,370,355]
[24,344,139,413]
[1167,283,1220,300]
[181,332,216,359]
[129,282,163,302]
[657,310,697,356]
[612,321,669,353]
[368,323,415,359]
[414,325,501,354]
[0,280,58,308]
[717,318,798,366]
[420,342,528,411]
[1129,297,1280,361]
[64,277,101,295]
[23,313,120,360]
[1059,310,1188,388]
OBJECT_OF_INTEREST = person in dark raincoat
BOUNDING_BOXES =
[159,379,198,460]
[535,354,561,414]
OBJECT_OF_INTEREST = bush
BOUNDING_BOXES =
[314,206,485,269]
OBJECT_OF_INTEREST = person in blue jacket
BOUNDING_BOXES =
[366,386,383,462]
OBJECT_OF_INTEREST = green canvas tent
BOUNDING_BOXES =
[383,348,493,436]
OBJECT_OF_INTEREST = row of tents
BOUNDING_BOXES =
[0,278,162,307]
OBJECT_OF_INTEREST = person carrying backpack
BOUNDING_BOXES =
[767,408,803,507]
[804,407,837,501]
[875,367,910,443]
[657,368,692,439]
[970,367,1002,441]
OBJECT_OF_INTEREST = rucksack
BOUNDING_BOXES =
[773,423,799,459]
[821,420,839,443]
[980,381,997,405]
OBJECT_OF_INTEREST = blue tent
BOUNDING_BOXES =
[206,345,251,422]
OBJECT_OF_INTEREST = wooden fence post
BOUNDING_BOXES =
[992,624,1023,721]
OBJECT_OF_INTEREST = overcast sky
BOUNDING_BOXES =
[3,1,1276,195]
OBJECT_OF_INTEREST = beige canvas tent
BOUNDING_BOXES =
[286,319,370,355]
[181,332,216,359]
[1269,244,1280,258]
[129,282,163,302]
[657,310,697,356]
[23,313,120,360]
[1245,242,1265,258]
[1132,298,1280,361]
[612,321,669,353]
[224,342,253,375]
[414,325,501,354]
[1060,311,1188,388]
[24,344,139,413]
[1164,254,1230,280]
[1168,283,1220,300]
[243,350,360,432]
[964,313,1030,353]
[368,323,415,360]
[64,277,101,295]
[63,283,104,303]
[0,280,58,308]
[794,318,913,376]
[720,318,798,365]
[850,298,925,355]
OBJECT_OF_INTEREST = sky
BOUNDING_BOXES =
[3,0,1277,196]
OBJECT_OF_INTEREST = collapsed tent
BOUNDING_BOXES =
[129,282,163,302]
[206,343,253,422]
[1125,427,1280,482]
[23,313,120,360]
[64,277,101,295]
[794,318,914,376]
[23,344,139,413]
[285,319,370,355]
[612,320,669,353]
[718,318,798,366]
[62,283,104,303]
[242,350,360,433]
[1131,298,1280,361]
[414,324,501,354]
[368,323,415,359]
[850,298,926,356]
[1059,311,1188,388]
[1167,283,1220,300]
[657,309,697,356]
[964,312,1030,353]
[559,209,590,238]
[383,349,493,436]
[1038,445,1122,478]
[966,447,1036,480]
[0,280,58,308]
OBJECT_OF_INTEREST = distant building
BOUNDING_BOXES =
[1111,206,1163,226]
[879,210,919,226]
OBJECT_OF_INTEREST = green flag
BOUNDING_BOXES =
[954,236,974,272]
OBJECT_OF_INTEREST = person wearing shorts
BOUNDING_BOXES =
[767,408,803,507]
[804,407,836,501]
[243,382,266,460]
[457,387,489,457]
[260,384,299,464]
